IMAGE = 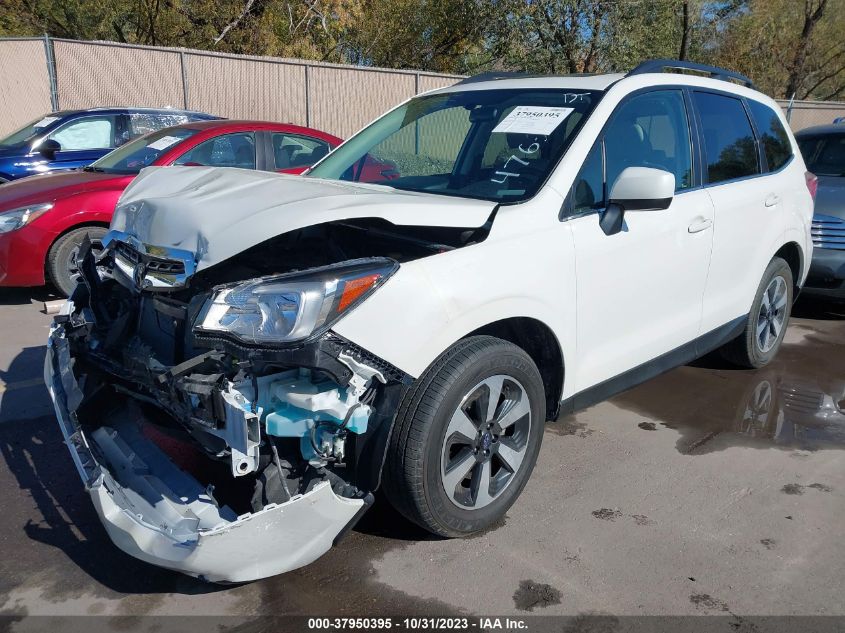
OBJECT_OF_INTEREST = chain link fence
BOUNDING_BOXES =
[1,36,844,139]
[0,36,462,139]
[776,98,845,131]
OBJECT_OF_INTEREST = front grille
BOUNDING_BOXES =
[781,384,825,414]
[811,214,845,251]
[115,242,186,275]
[116,241,140,264]
[145,259,186,275]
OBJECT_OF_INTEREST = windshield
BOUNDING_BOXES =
[0,114,64,148]
[307,88,601,202]
[87,127,199,174]
[798,133,845,177]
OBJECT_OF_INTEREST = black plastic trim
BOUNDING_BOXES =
[560,314,747,414]
[614,197,673,211]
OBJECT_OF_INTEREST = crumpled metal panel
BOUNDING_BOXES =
[110,166,496,271]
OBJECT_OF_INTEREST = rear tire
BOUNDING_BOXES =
[383,336,545,537]
[47,226,107,297]
[720,257,793,368]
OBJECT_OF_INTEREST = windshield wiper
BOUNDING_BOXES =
[83,165,105,173]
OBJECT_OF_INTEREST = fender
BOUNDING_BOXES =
[334,235,576,397]
[781,228,810,285]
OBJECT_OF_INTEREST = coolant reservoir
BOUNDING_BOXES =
[264,370,370,437]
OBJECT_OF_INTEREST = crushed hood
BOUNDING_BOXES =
[111,166,497,270]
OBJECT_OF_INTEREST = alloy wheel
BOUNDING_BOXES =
[756,275,788,353]
[440,374,532,509]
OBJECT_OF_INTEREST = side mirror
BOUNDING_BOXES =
[37,138,62,159]
[600,167,675,236]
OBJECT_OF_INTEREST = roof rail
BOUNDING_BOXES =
[454,71,538,86]
[628,59,755,89]
[454,71,603,86]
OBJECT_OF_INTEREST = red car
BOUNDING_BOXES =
[0,120,342,295]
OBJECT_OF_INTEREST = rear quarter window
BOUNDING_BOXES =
[747,100,793,172]
[129,112,190,139]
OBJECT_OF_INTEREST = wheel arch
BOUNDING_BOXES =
[773,241,803,296]
[44,221,110,275]
[467,317,564,421]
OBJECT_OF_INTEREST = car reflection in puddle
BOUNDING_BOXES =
[739,377,845,446]
[611,326,845,452]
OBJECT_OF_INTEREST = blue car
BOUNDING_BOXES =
[0,107,220,182]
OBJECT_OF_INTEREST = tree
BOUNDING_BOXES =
[1,0,843,98]
[342,0,494,73]
[784,0,828,98]
[708,0,845,99]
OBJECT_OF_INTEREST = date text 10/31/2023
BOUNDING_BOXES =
[307,617,528,630]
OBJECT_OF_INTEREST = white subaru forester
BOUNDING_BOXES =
[46,60,815,582]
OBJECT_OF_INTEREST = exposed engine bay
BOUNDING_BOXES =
[45,216,487,582]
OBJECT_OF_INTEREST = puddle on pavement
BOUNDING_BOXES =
[610,317,845,453]
[512,579,562,612]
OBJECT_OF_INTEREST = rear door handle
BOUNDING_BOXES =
[765,194,781,207]
[688,218,713,233]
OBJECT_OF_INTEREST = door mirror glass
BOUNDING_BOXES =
[609,166,675,211]
[37,138,61,159]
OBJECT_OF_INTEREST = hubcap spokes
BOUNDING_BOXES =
[67,245,82,285]
[741,380,773,435]
[756,276,787,353]
[440,374,531,509]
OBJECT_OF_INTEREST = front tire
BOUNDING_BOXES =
[47,226,107,297]
[720,257,793,368]
[383,336,545,537]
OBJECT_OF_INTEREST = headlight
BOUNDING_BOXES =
[0,203,53,234]
[195,258,398,344]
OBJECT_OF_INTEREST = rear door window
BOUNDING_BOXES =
[693,92,760,184]
[174,132,256,169]
[747,100,792,172]
[798,134,845,177]
[271,133,332,169]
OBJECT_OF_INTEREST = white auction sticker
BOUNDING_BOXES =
[34,116,60,128]
[492,106,574,136]
[148,136,181,151]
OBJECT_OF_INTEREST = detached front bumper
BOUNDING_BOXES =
[45,315,366,583]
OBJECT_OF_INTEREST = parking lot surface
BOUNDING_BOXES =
[0,288,843,620]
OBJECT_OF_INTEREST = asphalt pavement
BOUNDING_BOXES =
[0,287,843,626]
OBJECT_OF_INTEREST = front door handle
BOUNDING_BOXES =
[765,194,781,207]
[688,218,713,233]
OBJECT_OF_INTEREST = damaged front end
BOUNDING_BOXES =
[45,231,413,583]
